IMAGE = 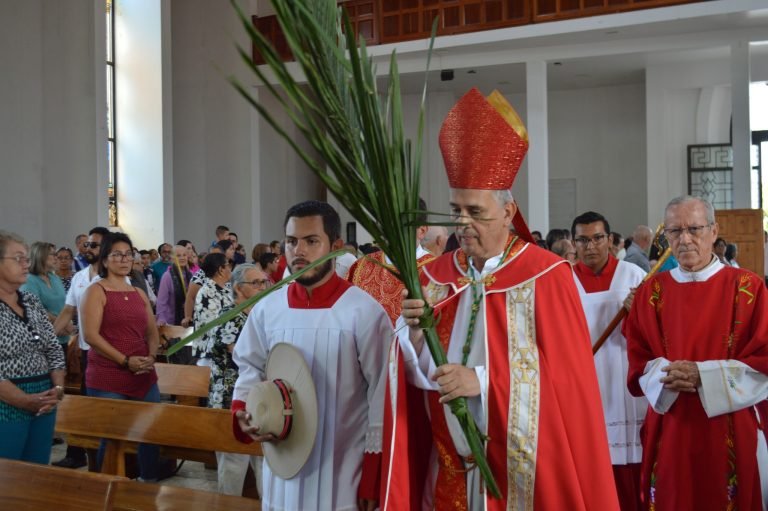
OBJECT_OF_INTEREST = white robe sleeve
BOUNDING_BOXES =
[356,302,396,454]
[394,316,438,391]
[639,357,679,414]
[696,360,768,418]
[231,305,269,403]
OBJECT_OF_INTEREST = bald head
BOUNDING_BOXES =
[422,225,449,256]
[632,225,653,250]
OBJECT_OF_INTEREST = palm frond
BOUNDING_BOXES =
[229,1,500,497]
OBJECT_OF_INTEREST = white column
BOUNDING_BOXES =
[526,60,549,233]
[731,40,751,209]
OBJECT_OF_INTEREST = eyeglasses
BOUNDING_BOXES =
[242,279,271,288]
[573,233,608,247]
[1,255,30,265]
[83,242,101,249]
[663,224,713,241]
[108,251,133,261]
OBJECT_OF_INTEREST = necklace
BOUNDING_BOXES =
[460,237,518,366]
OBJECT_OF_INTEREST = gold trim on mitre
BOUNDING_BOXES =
[486,90,528,144]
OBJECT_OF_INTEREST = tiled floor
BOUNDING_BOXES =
[50,441,220,493]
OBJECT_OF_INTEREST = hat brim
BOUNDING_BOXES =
[251,342,318,480]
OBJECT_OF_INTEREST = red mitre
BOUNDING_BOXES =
[439,87,534,242]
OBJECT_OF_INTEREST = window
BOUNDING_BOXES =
[107,0,117,226]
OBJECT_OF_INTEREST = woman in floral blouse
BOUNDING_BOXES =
[192,253,233,362]
[207,262,270,496]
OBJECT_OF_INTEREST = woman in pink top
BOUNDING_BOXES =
[81,232,160,481]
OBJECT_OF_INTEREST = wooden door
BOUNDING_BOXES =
[714,208,764,279]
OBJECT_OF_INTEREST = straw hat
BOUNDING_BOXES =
[245,343,318,479]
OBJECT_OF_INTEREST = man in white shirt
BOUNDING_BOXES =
[51,226,111,469]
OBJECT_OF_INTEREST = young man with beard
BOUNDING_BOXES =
[571,211,647,510]
[51,226,111,469]
[231,200,391,511]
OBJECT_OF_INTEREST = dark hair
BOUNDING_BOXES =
[416,197,428,226]
[611,232,623,247]
[283,200,341,243]
[216,240,233,253]
[531,230,542,239]
[89,226,110,238]
[57,247,74,258]
[139,249,150,256]
[201,252,228,278]
[251,243,270,264]
[259,252,278,268]
[215,225,229,235]
[545,229,568,251]
[98,232,133,278]
[570,211,611,240]
[229,232,238,240]
[157,243,171,253]
[176,239,193,247]
[714,237,727,248]
[725,243,737,261]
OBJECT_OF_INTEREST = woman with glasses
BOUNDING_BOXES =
[208,262,269,496]
[54,247,75,293]
[192,253,234,365]
[80,232,160,481]
[0,231,66,464]
[21,243,72,355]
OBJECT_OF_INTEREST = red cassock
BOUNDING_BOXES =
[623,267,768,510]
[381,238,619,510]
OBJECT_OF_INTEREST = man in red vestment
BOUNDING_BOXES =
[623,195,768,510]
[382,87,619,510]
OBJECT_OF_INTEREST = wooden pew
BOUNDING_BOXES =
[55,395,262,477]
[155,361,211,406]
[62,362,215,466]
[0,458,259,511]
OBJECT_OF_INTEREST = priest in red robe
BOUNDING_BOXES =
[623,195,768,511]
[382,87,619,510]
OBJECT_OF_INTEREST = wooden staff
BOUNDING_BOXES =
[592,248,672,355]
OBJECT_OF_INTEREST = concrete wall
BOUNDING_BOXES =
[0,0,104,248]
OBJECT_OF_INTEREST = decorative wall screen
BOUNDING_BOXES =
[688,144,733,210]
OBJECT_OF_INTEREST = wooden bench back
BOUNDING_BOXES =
[57,395,261,455]
[0,458,259,511]
[155,362,210,398]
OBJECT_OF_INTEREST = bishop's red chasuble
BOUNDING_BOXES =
[381,238,619,510]
[623,266,768,510]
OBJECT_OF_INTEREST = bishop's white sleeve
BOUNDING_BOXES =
[696,360,768,418]
[356,301,396,454]
[231,305,269,403]
[394,315,438,391]
[639,357,679,414]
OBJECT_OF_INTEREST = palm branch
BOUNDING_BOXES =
[229,0,500,498]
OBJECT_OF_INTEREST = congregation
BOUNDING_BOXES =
[2,88,768,510]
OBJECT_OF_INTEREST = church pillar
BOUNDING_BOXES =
[526,60,549,233]
[731,40,751,209]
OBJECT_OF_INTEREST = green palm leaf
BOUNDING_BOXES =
[229,0,500,498]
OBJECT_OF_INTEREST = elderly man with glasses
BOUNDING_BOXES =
[623,195,768,511]
[571,211,647,511]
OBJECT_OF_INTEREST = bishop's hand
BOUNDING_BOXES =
[400,288,428,353]
[433,364,480,404]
